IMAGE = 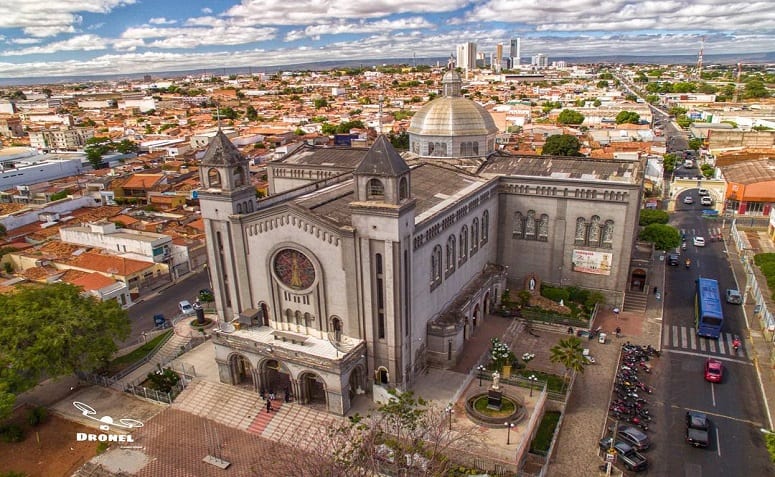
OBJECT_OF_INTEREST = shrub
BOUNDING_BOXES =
[541,285,570,303]
[639,209,669,226]
[27,406,48,426]
[96,441,110,455]
[0,423,24,442]
[146,368,180,393]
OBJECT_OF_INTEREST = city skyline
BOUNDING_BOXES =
[0,0,773,79]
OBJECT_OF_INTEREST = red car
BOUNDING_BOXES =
[704,358,723,383]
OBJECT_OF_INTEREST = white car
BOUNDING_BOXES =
[693,237,706,247]
[179,300,195,315]
[683,196,694,204]
[700,196,713,206]
[698,188,709,196]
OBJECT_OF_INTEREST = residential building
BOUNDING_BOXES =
[28,127,94,151]
[456,42,477,72]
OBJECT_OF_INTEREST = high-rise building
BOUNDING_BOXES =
[495,43,503,72]
[456,42,477,71]
[531,53,549,68]
[510,38,521,67]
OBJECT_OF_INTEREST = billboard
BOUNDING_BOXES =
[572,250,613,276]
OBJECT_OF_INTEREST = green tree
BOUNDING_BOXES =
[639,224,681,251]
[246,105,258,121]
[639,209,669,226]
[115,139,138,154]
[700,163,714,179]
[615,111,640,124]
[314,98,329,109]
[645,94,660,105]
[598,72,614,80]
[549,336,586,391]
[743,79,769,99]
[542,134,582,156]
[688,138,703,150]
[557,109,585,125]
[0,283,130,419]
[387,131,409,150]
[596,80,609,88]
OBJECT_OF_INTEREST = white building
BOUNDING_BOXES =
[59,221,173,265]
[456,42,477,72]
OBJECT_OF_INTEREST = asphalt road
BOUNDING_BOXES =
[642,201,775,476]
[122,268,211,345]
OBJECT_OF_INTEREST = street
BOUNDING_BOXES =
[123,268,211,345]
[643,198,774,476]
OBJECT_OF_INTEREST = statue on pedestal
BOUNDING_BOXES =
[492,371,501,390]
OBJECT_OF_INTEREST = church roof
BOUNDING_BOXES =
[294,163,487,227]
[200,130,244,166]
[408,96,499,137]
[354,135,409,177]
[479,154,641,183]
[270,144,367,169]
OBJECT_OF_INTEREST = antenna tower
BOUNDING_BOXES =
[733,62,743,103]
[696,36,705,80]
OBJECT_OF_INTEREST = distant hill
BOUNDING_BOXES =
[1,52,772,87]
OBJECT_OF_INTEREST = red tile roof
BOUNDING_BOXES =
[67,251,152,276]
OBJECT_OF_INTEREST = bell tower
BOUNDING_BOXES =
[198,130,256,320]
[350,135,416,390]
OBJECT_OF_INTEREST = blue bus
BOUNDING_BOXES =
[695,277,724,338]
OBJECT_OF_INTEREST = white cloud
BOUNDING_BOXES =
[120,25,277,48]
[1,34,107,56]
[224,0,471,25]
[9,38,42,45]
[465,0,775,33]
[88,22,106,30]
[284,17,435,41]
[149,17,177,25]
[0,1,137,37]
[201,7,213,14]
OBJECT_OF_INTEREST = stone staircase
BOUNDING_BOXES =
[111,332,193,390]
[622,291,648,313]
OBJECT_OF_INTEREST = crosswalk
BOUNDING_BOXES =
[679,227,723,241]
[663,324,747,358]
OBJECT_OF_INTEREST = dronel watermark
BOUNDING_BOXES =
[73,401,144,443]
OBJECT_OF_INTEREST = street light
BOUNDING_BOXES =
[504,421,515,445]
[445,403,454,431]
[477,365,487,387]
[528,374,539,397]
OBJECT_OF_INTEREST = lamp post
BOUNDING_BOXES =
[477,365,486,387]
[504,422,515,445]
[528,374,539,397]
[445,403,454,431]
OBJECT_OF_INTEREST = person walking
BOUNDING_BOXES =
[266,399,272,413]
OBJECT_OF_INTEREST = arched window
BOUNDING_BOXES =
[575,217,587,244]
[431,245,443,289]
[233,166,245,187]
[473,142,479,155]
[399,177,409,201]
[446,235,456,274]
[538,214,549,241]
[459,225,468,265]
[602,220,614,248]
[524,210,536,239]
[208,168,221,188]
[471,218,479,254]
[513,212,524,239]
[588,215,601,245]
[481,210,489,245]
[428,142,435,155]
[367,178,384,200]
[236,203,242,214]
[331,316,342,342]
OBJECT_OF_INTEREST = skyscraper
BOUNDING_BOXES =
[495,43,503,72]
[510,38,521,67]
[456,42,477,72]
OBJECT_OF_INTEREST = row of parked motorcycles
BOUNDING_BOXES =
[608,342,660,432]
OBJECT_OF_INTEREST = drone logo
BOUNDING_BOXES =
[73,401,143,443]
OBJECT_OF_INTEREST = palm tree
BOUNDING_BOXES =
[549,336,586,392]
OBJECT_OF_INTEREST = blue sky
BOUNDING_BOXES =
[0,0,772,79]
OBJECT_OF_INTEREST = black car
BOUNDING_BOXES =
[668,254,680,266]
[686,411,710,447]
[599,437,648,472]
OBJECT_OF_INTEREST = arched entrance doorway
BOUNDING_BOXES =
[630,269,647,292]
[376,366,389,385]
[260,359,291,396]
[472,304,480,328]
[483,292,491,315]
[299,372,327,409]
[259,302,269,326]
[348,366,364,400]
[229,354,254,389]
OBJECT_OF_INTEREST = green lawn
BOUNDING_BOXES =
[515,369,567,394]
[530,411,561,454]
[104,330,173,376]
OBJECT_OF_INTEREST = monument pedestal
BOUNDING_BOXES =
[487,389,503,410]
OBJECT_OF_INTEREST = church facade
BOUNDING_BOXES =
[198,74,645,415]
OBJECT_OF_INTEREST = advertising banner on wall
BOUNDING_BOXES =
[572,250,613,276]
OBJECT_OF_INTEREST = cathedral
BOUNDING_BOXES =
[199,71,645,415]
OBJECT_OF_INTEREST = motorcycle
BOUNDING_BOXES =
[733,335,741,351]
[682,242,687,251]
[685,258,692,269]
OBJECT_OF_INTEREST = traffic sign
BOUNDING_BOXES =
[605,452,617,463]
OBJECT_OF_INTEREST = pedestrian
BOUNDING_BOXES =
[266,399,272,413]
[284,389,290,403]
[269,391,275,401]
[567,326,574,335]
[260,388,266,400]
[615,327,621,338]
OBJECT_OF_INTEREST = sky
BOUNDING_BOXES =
[0,0,773,79]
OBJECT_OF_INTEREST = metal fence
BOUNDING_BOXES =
[124,379,187,405]
[110,330,175,382]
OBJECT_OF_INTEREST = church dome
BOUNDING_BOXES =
[408,96,499,136]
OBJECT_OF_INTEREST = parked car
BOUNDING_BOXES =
[668,254,680,266]
[599,437,648,472]
[704,358,723,383]
[178,300,195,315]
[616,425,651,451]
[698,188,709,196]
[684,196,694,204]
[726,289,743,304]
[702,209,720,218]
[693,237,706,247]
[700,196,713,206]
[686,411,710,447]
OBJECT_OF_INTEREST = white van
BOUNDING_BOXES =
[683,159,694,168]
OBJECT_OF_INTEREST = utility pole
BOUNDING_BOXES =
[696,36,705,80]
[733,62,743,103]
